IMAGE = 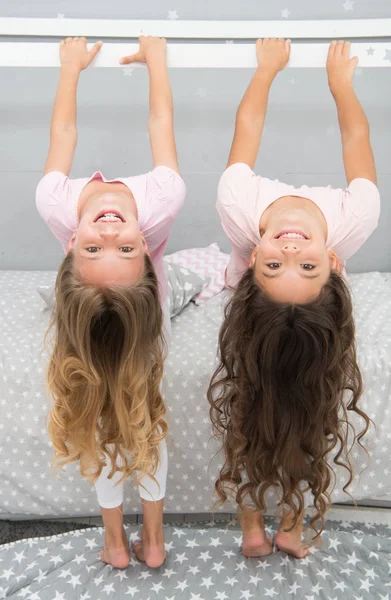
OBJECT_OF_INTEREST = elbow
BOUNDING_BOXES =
[50,127,78,146]
[341,123,370,141]
[148,112,172,124]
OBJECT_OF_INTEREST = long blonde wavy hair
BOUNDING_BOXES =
[45,250,167,489]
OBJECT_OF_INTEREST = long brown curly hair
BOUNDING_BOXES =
[45,251,167,492]
[208,268,370,540]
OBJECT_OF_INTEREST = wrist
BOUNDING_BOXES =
[146,50,167,67]
[254,66,276,86]
[60,64,82,77]
[329,79,354,98]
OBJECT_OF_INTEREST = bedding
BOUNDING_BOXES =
[1,518,390,598]
[36,259,209,317]
[0,269,390,519]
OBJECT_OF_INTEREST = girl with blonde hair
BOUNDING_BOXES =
[36,35,185,569]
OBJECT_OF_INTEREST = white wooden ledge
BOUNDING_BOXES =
[0,42,390,68]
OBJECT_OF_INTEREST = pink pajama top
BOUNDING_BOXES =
[36,167,186,302]
[217,163,380,288]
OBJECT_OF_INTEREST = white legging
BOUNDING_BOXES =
[93,438,168,507]
[93,298,171,509]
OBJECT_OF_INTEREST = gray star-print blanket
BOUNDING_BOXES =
[0,271,391,519]
[0,518,390,599]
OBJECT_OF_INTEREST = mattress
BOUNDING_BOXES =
[0,270,390,519]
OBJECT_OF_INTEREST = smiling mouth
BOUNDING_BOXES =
[275,230,309,240]
[94,210,126,223]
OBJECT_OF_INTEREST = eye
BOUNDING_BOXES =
[301,264,315,270]
[267,263,281,270]
[119,247,133,253]
[87,247,100,253]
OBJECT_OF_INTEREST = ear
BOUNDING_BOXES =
[328,248,342,273]
[249,245,259,269]
[141,233,150,257]
[66,230,78,254]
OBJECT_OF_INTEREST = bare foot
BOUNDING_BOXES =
[132,529,166,568]
[99,526,131,569]
[275,529,309,559]
[242,529,273,558]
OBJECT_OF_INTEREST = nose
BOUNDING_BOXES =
[99,229,120,240]
[281,242,300,254]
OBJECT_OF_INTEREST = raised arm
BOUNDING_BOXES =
[120,36,180,174]
[227,38,290,169]
[327,40,377,185]
[43,37,102,176]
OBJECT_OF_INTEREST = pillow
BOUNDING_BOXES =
[165,243,230,304]
[163,260,209,317]
[36,261,208,318]
[37,284,55,310]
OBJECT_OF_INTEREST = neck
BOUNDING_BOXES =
[259,195,328,240]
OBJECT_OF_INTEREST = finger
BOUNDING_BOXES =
[65,37,73,44]
[88,41,103,61]
[119,52,142,65]
[336,39,344,57]
[285,39,291,55]
[81,37,87,43]
[351,55,359,70]
[328,40,337,60]
[73,37,79,42]
[343,40,351,58]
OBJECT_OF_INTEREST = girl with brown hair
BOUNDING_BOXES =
[36,36,185,569]
[208,39,380,558]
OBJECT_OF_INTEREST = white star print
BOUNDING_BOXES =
[364,567,377,580]
[167,10,179,20]
[201,577,214,589]
[173,528,187,538]
[281,8,291,18]
[343,0,354,9]
[125,586,139,597]
[209,537,222,547]
[174,552,188,564]
[264,588,278,598]
[359,579,374,592]
[175,580,189,591]
[115,570,128,581]
[12,551,26,564]
[0,569,14,582]
[346,551,361,566]
[215,593,229,600]
[288,582,302,595]
[102,583,115,595]
[151,582,164,594]
[163,569,177,579]
[335,581,348,591]
[212,562,225,573]
[198,551,211,562]
[67,574,82,588]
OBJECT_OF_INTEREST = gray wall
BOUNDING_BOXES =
[1,0,390,272]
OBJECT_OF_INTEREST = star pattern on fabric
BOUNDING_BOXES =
[0,518,391,598]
